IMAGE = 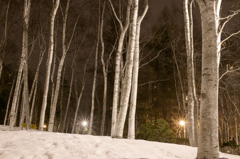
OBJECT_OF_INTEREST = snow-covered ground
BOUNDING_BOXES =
[0,125,238,159]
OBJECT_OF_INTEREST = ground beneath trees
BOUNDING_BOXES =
[0,125,238,159]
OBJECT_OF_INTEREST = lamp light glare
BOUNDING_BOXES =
[180,121,185,126]
[82,121,87,126]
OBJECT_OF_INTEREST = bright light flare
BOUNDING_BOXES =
[180,121,185,126]
[82,121,87,126]
[43,124,47,128]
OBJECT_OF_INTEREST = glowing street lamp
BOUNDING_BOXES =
[180,121,185,126]
[82,121,87,126]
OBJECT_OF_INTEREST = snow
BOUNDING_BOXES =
[0,125,239,159]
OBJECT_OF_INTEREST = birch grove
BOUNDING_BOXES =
[2,0,240,157]
[39,0,60,131]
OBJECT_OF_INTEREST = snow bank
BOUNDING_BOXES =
[0,125,238,159]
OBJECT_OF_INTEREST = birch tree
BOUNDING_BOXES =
[39,0,60,131]
[183,0,197,147]
[48,0,81,132]
[114,0,138,138]
[88,0,100,135]
[108,0,131,137]
[128,0,148,140]
[196,0,222,158]
[9,0,31,131]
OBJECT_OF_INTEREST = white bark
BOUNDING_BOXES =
[71,51,92,134]
[235,109,238,145]
[196,0,221,158]
[39,0,60,131]
[62,56,75,132]
[100,0,106,136]
[108,0,131,137]
[183,0,195,147]
[9,0,31,131]
[4,76,15,125]
[128,0,148,139]
[114,0,138,138]
[49,0,80,132]
[88,1,100,135]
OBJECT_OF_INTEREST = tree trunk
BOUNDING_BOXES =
[235,109,238,145]
[9,0,31,131]
[108,0,131,137]
[71,51,92,134]
[128,1,148,139]
[39,0,60,131]
[4,76,16,125]
[114,0,138,138]
[88,0,100,135]
[62,56,75,133]
[196,0,221,158]
[183,0,195,147]
[100,0,106,136]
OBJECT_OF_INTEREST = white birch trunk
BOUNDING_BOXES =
[128,0,148,139]
[9,0,31,131]
[49,0,80,132]
[183,0,195,147]
[29,81,37,124]
[100,0,107,136]
[71,51,92,133]
[108,0,131,137]
[196,0,221,158]
[4,76,15,125]
[88,1,100,135]
[114,0,138,138]
[62,57,75,132]
[235,109,238,145]
[39,0,60,131]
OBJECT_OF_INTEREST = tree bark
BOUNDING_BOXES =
[100,0,106,136]
[108,0,131,137]
[196,0,221,158]
[4,75,16,125]
[88,0,100,135]
[128,0,148,139]
[183,0,195,147]
[39,0,60,131]
[114,0,138,138]
[71,50,92,134]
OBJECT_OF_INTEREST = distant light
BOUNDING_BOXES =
[43,124,47,128]
[180,121,185,126]
[82,121,87,126]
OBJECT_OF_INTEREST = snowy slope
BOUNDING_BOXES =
[0,125,238,159]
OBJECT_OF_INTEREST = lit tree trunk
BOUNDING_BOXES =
[29,32,45,124]
[183,0,195,147]
[108,0,130,137]
[4,76,15,125]
[39,0,60,131]
[29,81,37,124]
[57,64,66,132]
[13,76,24,126]
[9,0,31,131]
[128,0,148,139]
[235,109,238,145]
[88,1,100,135]
[71,51,92,134]
[114,0,138,138]
[196,0,221,158]
[0,0,11,81]
[100,0,107,136]
[49,0,79,132]
[62,56,75,132]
